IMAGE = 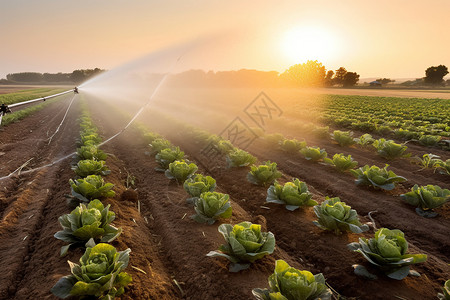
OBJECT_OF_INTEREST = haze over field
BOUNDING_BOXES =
[1,0,449,80]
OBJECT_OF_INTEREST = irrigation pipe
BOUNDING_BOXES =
[8,89,75,108]
[47,94,77,144]
[0,56,183,182]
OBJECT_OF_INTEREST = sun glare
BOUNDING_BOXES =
[281,26,337,63]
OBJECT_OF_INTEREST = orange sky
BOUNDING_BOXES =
[1,0,449,79]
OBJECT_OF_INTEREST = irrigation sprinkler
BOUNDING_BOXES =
[0,88,77,126]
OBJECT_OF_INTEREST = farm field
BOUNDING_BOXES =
[0,88,449,300]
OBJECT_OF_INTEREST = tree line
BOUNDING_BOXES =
[3,68,104,84]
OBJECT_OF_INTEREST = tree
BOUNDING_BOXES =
[324,70,334,86]
[376,78,395,85]
[424,65,448,85]
[333,67,347,86]
[343,72,360,87]
[281,60,326,86]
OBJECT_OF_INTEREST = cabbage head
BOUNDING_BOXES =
[77,145,108,160]
[165,160,198,183]
[72,159,111,177]
[401,184,450,217]
[226,148,257,168]
[312,197,369,234]
[300,147,327,162]
[331,130,356,147]
[155,146,185,170]
[183,174,216,203]
[51,243,132,299]
[191,192,232,224]
[324,153,358,172]
[372,138,409,159]
[55,199,122,256]
[207,221,275,272]
[247,161,282,186]
[253,259,332,300]
[350,164,406,190]
[266,179,316,211]
[347,228,427,280]
[69,175,115,204]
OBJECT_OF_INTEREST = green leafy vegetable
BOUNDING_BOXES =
[72,159,111,177]
[418,134,441,147]
[149,138,173,154]
[331,130,356,147]
[435,159,450,175]
[226,148,257,167]
[247,161,282,186]
[77,145,108,161]
[437,279,450,300]
[183,174,216,203]
[347,228,427,280]
[191,192,232,224]
[300,147,327,162]
[312,197,369,234]
[252,259,332,300]
[69,175,115,204]
[155,147,185,170]
[350,165,407,190]
[324,153,358,172]
[207,221,275,272]
[54,199,122,256]
[279,138,307,153]
[266,179,316,211]
[401,184,450,217]
[372,138,409,159]
[165,160,198,183]
[355,133,374,146]
[80,133,102,146]
[51,243,132,299]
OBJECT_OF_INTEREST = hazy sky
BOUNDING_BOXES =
[1,0,449,79]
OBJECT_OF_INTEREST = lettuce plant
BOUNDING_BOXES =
[247,161,282,186]
[183,174,216,203]
[72,159,111,177]
[51,243,132,299]
[300,147,327,162]
[264,133,284,146]
[155,147,185,170]
[165,160,198,183]
[226,148,257,168]
[350,165,407,190]
[415,153,442,170]
[331,130,356,147]
[347,228,427,280]
[435,159,450,175]
[207,221,275,272]
[279,138,307,153]
[69,175,115,203]
[355,133,374,146]
[418,134,441,147]
[437,279,450,300]
[191,192,232,224]
[313,197,369,234]
[372,139,409,159]
[324,153,358,172]
[81,133,102,146]
[55,199,122,256]
[252,259,332,300]
[401,184,450,217]
[266,179,316,211]
[149,138,172,154]
[77,145,108,160]
[143,132,161,144]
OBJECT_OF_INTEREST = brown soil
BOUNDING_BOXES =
[0,90,448,300]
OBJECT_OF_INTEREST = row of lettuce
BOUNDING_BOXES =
[50,103,132,299]
[141,122,450,298]
[283,94,450,149]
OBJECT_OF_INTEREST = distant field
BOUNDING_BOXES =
[0,87,69,105]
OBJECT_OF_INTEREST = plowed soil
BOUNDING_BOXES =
[0,90,448,300]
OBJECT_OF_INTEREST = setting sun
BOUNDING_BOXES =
[281,26,338,63]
